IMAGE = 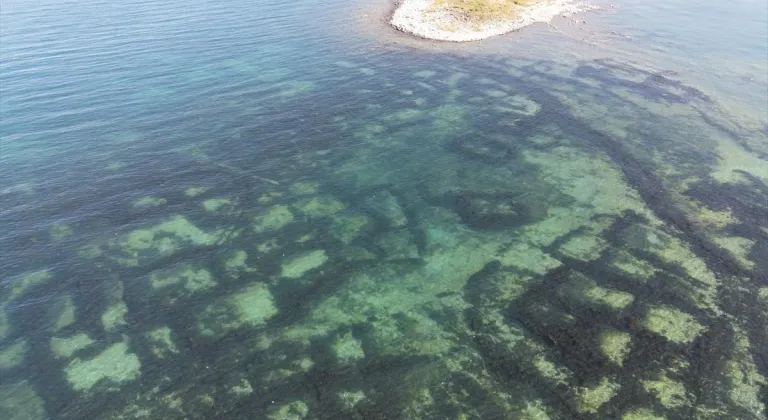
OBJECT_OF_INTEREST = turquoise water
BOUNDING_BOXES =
[1,0,767,418]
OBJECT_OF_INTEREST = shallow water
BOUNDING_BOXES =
[1,0,766,418]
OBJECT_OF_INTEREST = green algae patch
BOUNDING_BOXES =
[558,273,633,310]
[576,377,621,414]
[150,264,216,293]
[330,212,370,244]
[600,330,632,366]
[609,250,657,280]
[132,196,167,209]
[50,223,73,241]
[332,332,365,363]
[9,270,53,302]
[0,340,26,369]
[725,328,766,417]
[533,354,570,386]
[230,379,254,396]
[642,371,689,408]
[622,408,665,420]
[294,196,346,218]
[254,205,294,232]
[642,306,705,343]
[113,215,223,266]
[713,235,755,269]
[224,250,257,278]
[231,284,278,325]
[759,287,768,310]
[414,70,436,78]
[184,186,209,197]
[559,233,607,262]
[0,380,46,420]
[198,283,278,336]
[65,341,141,392]
[581,281,634,310]
[257,191,284,204]
[338,390,366,410]
[268,400,309,420]
[493,94,542,118]
[697,206,736,229]
[630,227,719,312]
[102,301,128,332]
[498,243,561,275]
[146,326,179,359]
[281,250,328,278]
[202,198,234,213]
[51,333,95,359]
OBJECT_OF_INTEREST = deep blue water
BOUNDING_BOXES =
[1,0,767,418]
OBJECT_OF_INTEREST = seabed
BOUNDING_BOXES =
[1,54,766,420]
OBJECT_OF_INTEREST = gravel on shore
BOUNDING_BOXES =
[390,0,599,42]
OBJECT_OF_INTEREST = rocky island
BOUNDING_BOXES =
[390,0,598,42]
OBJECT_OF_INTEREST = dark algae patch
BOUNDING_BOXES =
[1,49,766,420]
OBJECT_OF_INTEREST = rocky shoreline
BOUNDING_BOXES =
[390,0,599,42]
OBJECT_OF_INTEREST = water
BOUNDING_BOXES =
[1,0,766,418]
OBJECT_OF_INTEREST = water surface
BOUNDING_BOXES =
[1,0,766,418]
